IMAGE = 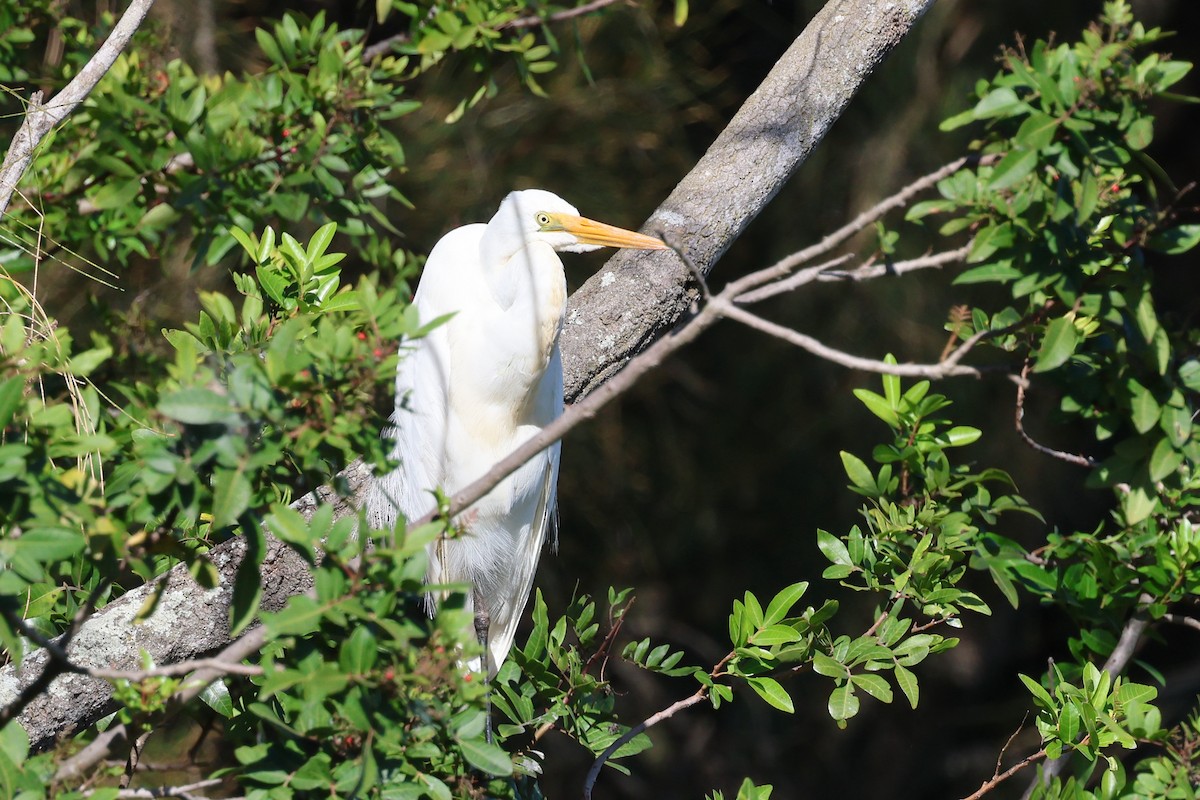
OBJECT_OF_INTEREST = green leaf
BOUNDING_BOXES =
[339,626,378,675]
[840,450,876,493]
[1019,673,1054,710]
[851,673,893,703]
[211,466,251,530]
[199,679,235,718]
[157,387,233,425]
[1125,117,1153,150]
[816,530,852,566]
[1147,438,1183,482]
[1129,381,1161,433]
[750,625,802,646]
[828,685,860,722]
[0,377,23,430]
[1122,484,1156,526]
[1032,317,1080,373]
[458,737,514,776]
[673,0,688,26]
[988,148,1039,190]
[940,426,982,447]
[973,86,1024,119]
[747,676,794,713]
[87,178,141,210]
[1149,223,1200,255]
[812,652,845,678]
[1115,682,1157,706]
[894,664,919,708]
[763,581,808,626]
[967,222,1015,263]
[306,222,337,262]
[852,388,899,426]
[12,527,85,563]
[231,553,263,636]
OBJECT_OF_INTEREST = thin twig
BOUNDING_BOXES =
[661,231,710,300]
[1014,361,1096,467]
[734,253,854,303]
[581,689,708,800]
[736,244,971,304]
[961,748,1048,800]
[723,155,994,301]
[714,299,985,379]
[85,779,224,799]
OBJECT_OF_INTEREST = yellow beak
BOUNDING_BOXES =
[553,214,668,250]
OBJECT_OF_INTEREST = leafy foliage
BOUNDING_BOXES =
[1,2,1199,799]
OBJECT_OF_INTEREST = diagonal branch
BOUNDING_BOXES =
[724,156,989,303]
[0,0,158,215]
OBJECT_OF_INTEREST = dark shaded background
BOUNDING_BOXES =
[17,0,1200,796]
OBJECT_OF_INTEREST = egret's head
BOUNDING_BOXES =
[492,189,667,255]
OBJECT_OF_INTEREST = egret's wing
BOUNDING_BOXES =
[484,346,564,676]
[367,226,485,542]
[486,439,561,676]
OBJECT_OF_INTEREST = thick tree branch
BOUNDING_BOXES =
[0,0,157,215]
[560,0,937,402]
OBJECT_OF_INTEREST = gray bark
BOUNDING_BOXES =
[0,464,368,753]
[562,0,936,401]
[0,0,936,754]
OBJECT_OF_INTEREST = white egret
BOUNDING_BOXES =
[367,189,666,678]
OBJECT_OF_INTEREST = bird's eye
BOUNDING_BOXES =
[535,212,552,228]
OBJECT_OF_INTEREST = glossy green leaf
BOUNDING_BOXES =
[763,581,808,626]
[828,685,860,722]
[747,676,794,713]
[851,673,893,703]
[1032,317,1080,373]
[894,664,919,708]
[816,530,852,566]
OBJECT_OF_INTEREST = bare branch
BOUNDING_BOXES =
[89,658,265,681]
[581,689,708,800]
[87,779,224,800]
[735,244,971,304]
[501,0,630,29]
[1014,362,1097,467]
[961,748,1048,800]
[0,0,158,215]
[722,156,990,303]
[734,253,855,304]
[714,299,986,379]
[1161,613,1200,632]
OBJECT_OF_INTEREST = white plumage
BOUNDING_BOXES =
[367,189,665,675]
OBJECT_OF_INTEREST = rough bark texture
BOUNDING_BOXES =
[0,462,371,753]
[0,0,934,754]
[561,0,935,401]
